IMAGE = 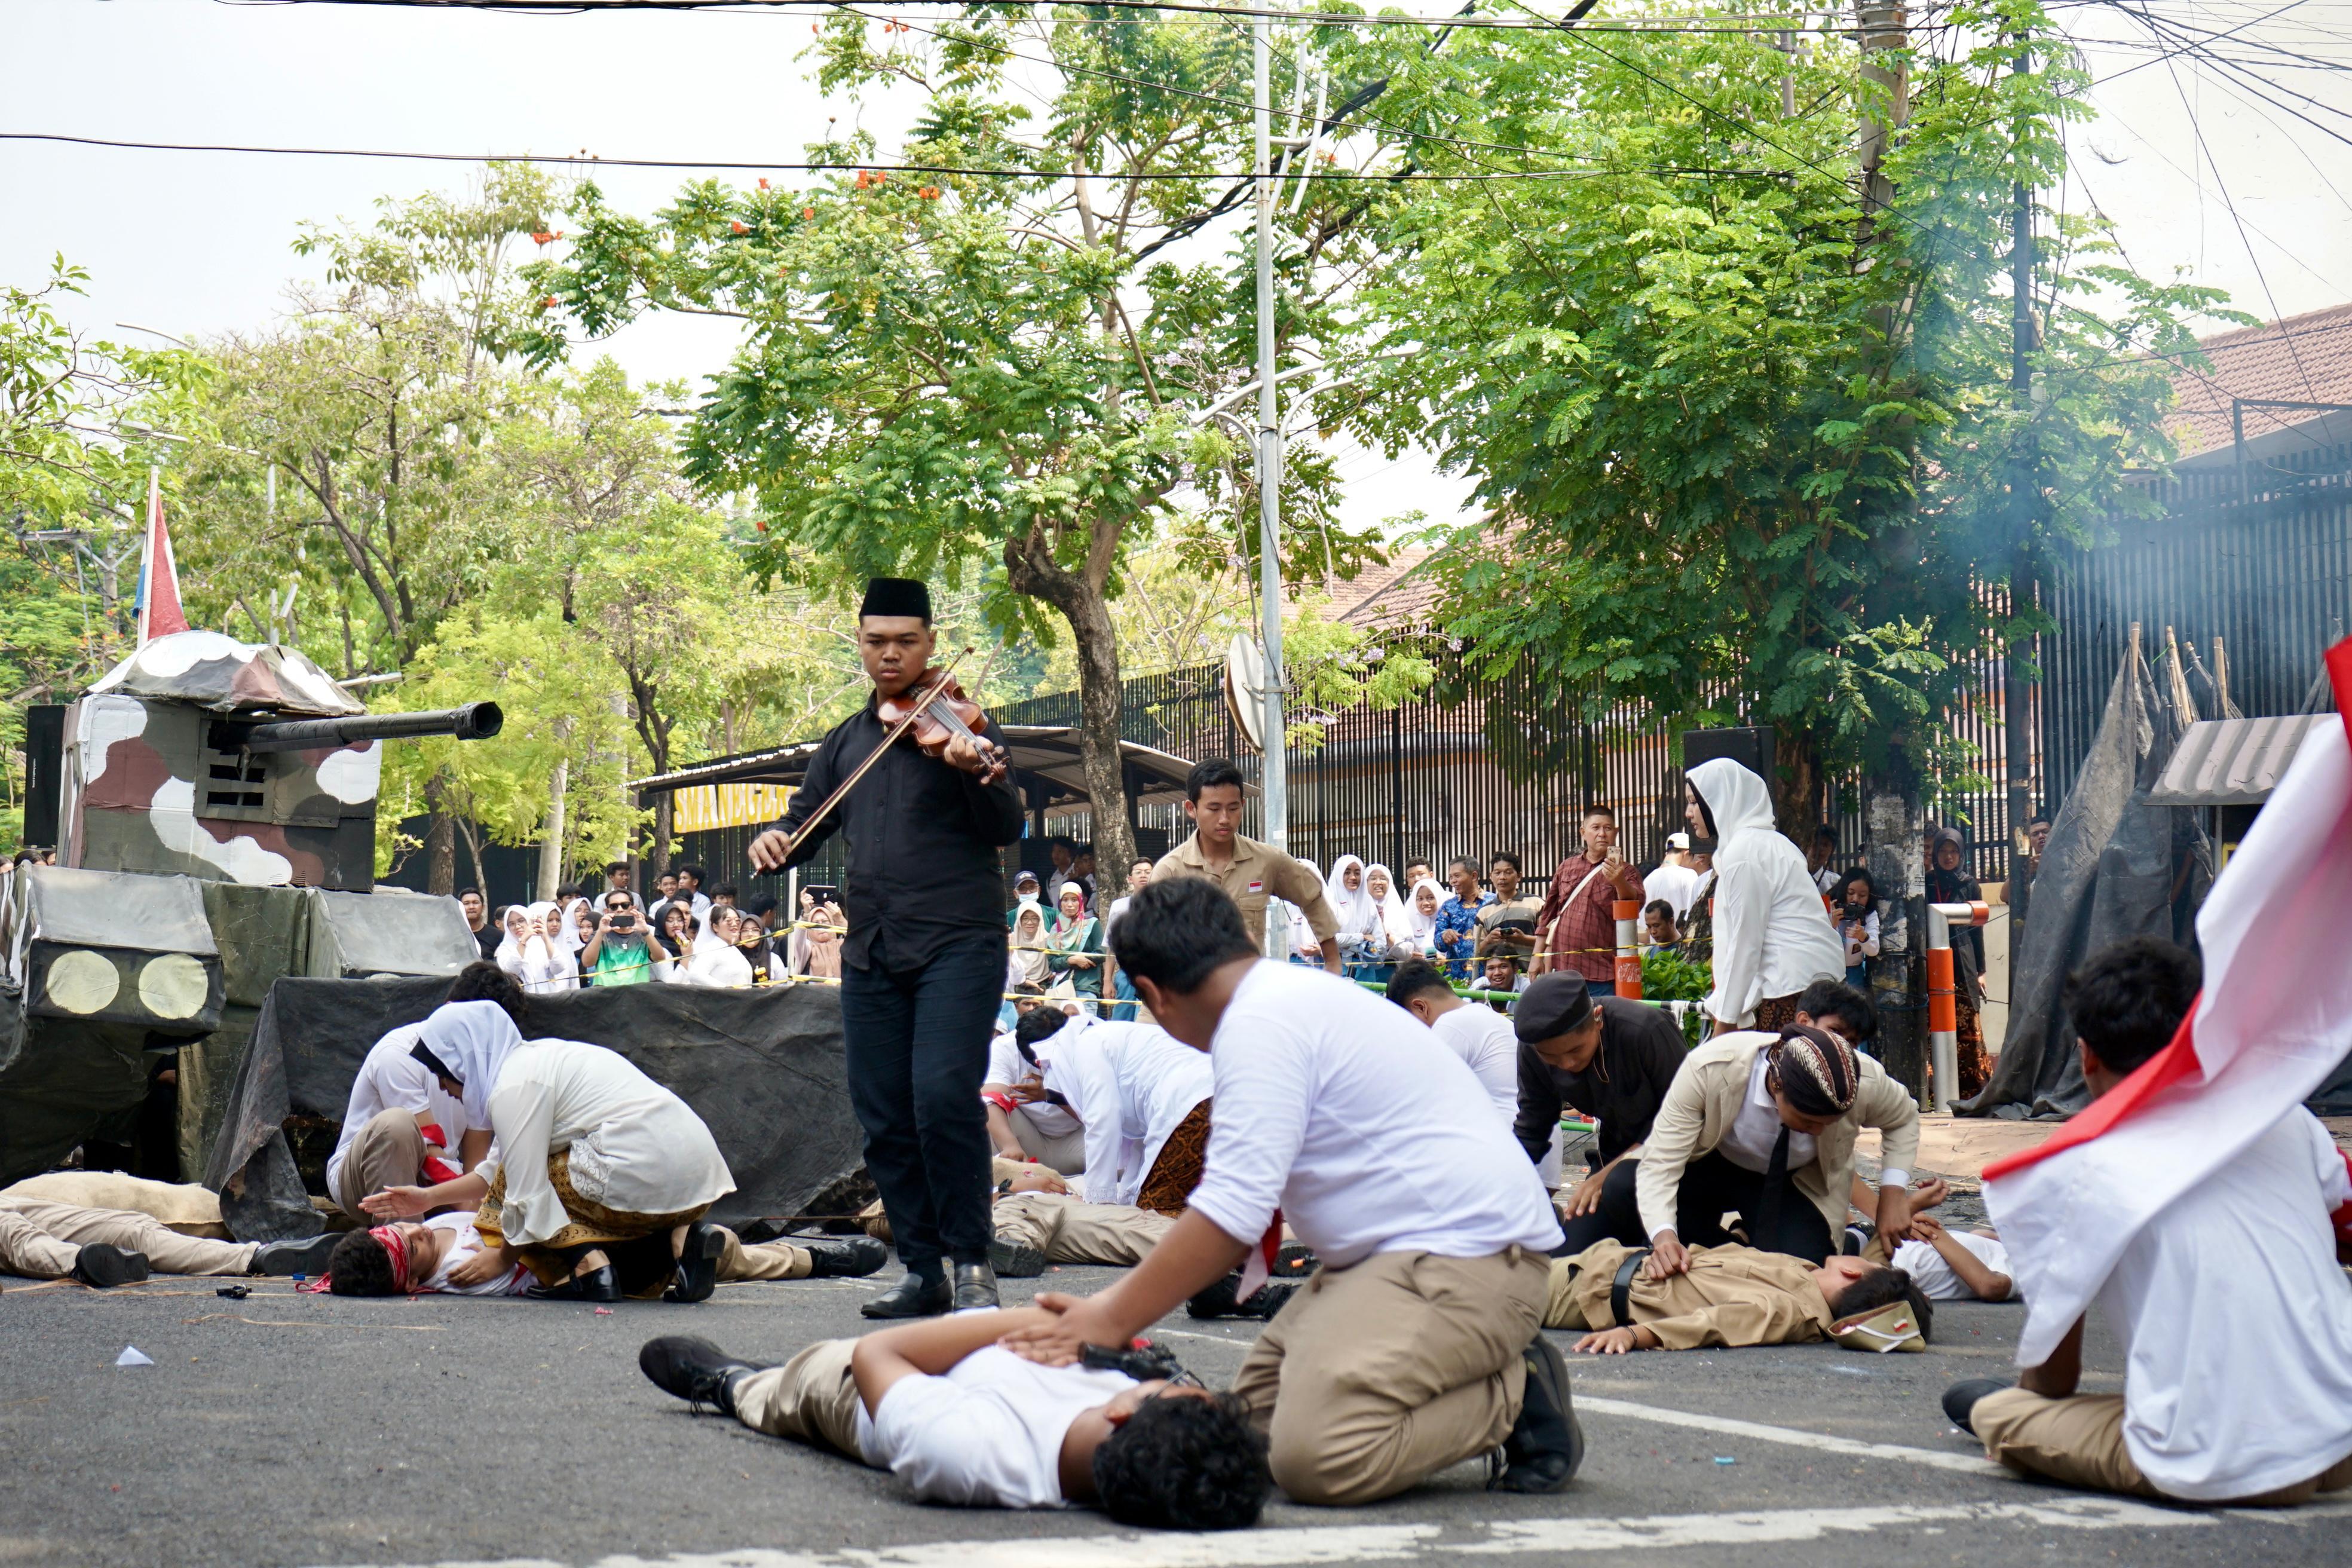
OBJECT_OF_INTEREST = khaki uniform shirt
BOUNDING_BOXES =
[1153,833,1338,948]
[1546,1239,1835,1349]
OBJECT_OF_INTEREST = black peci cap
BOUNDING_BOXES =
[1514,972,1595,1043]
[859,577,932,622]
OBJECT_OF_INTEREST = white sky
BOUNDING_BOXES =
[8,0,2350,539]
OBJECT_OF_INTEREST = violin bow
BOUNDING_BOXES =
[769,647,978,863]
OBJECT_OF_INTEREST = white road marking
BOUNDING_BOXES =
[322,1496,2352,1568]
[1575,1395,2007,1477]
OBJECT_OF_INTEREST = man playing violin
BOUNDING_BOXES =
[749,577,1027,1317]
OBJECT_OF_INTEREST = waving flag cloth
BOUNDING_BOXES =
[134,468,189,647]
[1985,636,2352,1370]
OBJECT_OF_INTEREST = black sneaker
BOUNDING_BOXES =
[73,1244,151,1288]
[988,1234,1048,1279]
[1942,1377,2011,1437]
[1186,1272,1295,1321]
[801,1235,889,1279]
[1493,1333,1583,1493]
[1274,1241,1319,1278]
[638,1335,765,1416]
[250,1233,341,1277]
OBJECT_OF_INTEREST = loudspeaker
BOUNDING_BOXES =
[20,704,63,849]
[1681,725,1775,785]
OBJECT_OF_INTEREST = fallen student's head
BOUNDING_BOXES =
[327,1223,446,1296]
[1814,1254,1934,1342]
[1079,1383,1272,1530]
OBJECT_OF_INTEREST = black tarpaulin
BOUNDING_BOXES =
[206,976,860,1242]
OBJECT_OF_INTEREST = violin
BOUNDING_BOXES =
[877,666,1009,786]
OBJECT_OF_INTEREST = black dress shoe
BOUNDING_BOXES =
[953,1261,1000,1311]
[988,1234,1047,1279]
[801,1235,889,1279]
[861,1271,951,1319]
[638,1335,765,1416]
[528,1263,620,1303]
[1493,1334,1584,1493]
[1186,1272,1296,1321]
[1274,1241,1319,1278]
[1942,1377,2012,1437]
[73,1244,151,1288]
[250,1233,341,1277]
[665,1220,727,1304]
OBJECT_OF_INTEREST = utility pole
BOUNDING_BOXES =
[1254,14,1289,866]
[1852,0,1930,1105]
[2004,27,2037,972]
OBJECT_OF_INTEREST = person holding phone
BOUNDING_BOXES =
[580,889,669,987]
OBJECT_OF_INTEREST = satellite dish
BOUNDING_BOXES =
[1224,634,1268,754]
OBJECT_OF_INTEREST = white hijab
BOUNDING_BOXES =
[555,896,590,954]
[1010,898,1051,985]
[1364,862,1413,949]
[1406,877,1446,945]
[493,905,534,967]
[1323,855,1376,941]
[501,902,574,993]
[411,1000,526,1126]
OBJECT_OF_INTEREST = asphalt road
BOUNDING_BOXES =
[3,1260,2342,1568]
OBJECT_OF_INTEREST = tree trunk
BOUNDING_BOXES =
[537,718,574,902]
[424,774,457,896]
[648,791,673,884]
[1004,531,1140,878]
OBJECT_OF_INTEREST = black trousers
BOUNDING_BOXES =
[839,933,1003,1275]
[1551,1152,1836,1264]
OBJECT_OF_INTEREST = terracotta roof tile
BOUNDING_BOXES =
[2169,303,2352,454]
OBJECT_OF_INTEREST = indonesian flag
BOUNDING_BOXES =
[134,468,189,646]
[1984,636,2352,1369]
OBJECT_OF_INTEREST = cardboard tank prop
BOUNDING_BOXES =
[2,632,503,1184]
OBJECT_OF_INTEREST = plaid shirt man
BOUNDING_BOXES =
[1535,855,1646,985]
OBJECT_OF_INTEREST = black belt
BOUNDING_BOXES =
[1610,1248,1652,1328]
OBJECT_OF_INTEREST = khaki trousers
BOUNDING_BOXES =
[0,1198,258,1279]
[1232,1245,1549,1506]
[716,1229,815,1282]
[1974,1389,2352,1508]
[1008,1113,1086,1176]
[333,1110,428,1221]
[993,1193,1173,1266]
[1542,1258,1593,1330]
[731,1339,866,1459]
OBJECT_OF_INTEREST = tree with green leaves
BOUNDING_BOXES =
[1332,0,2223,826]
[526,7,1389,871]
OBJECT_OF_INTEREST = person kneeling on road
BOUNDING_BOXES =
[637,1310,1270,1528]
[1546,1238,1932,1353]
[996,877,1582,1503]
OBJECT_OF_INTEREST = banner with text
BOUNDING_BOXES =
[673,782,792,834]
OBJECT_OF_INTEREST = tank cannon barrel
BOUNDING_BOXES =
[226,701,504,755]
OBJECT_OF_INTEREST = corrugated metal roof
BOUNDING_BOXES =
[2148,714,2330,805]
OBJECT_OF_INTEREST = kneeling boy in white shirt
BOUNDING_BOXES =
[999,877,1581,1504]
[636,1311,1269,1529]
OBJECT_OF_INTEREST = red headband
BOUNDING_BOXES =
[371,1224,414,1294]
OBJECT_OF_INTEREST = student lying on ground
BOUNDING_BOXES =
[1944,937,2352,1506]
[325,1213,884,1296]
[1543,1238,1932,1353]
[997,877,1582,1502]
[0,1196,337,1286]
[636,1309,1270,1528]
[1554,981,1886,1258]
[1842,1176,2015,1303]
[326,961,523,1222]
[987,1163,1315,1297]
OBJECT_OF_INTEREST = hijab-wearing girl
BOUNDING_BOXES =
[1924,828,1989,1098]
[1364,863,1415,957]
[1009,898,1052,987]
[1407,877,1447,956]
[498,902,574,994]
[1045,880,1105,1004]
[1322,855,1376,960]
[682,905,757,988]
[654,901,698,983]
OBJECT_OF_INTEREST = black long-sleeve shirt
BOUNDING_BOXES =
[771,701,1027,972]
[1514,994,1690,1166]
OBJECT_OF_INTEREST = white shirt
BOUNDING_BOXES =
[1893,1230,2012,1301]
[984,1031,1082,1140]
[1428,1003,1520,1128]
[1188,963,1563,1268]
[1043,1021,1214,1207]
[2091,1108,2352,1500]
[1716,1050,1820,1175]
[1689,758,1845,1025]
[858,1345,1135,1509]
[326,1024,466,1198]
[1644,862,1701,919]
[421,1211,531,1296]
[480,1039,735,1247]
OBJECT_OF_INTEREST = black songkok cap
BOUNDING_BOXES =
[1514,972,1594,1044]
[859,577,932,623]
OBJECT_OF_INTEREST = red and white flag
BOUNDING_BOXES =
[134,468,189,646]
[1985,637,2352,1369]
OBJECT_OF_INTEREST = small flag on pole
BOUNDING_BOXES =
[134,467,189,647]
